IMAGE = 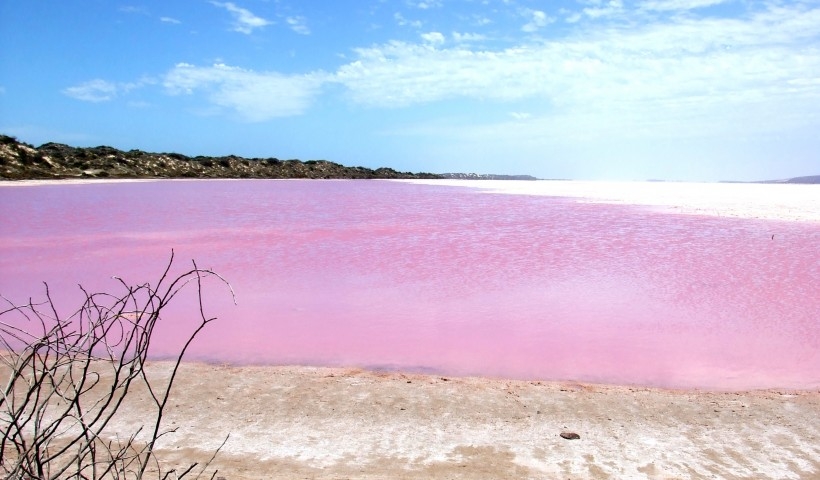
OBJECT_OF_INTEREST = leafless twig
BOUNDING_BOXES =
[0,251,234,479]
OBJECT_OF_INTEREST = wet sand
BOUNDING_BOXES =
[110,362,820,480]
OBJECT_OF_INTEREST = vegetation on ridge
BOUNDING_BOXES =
[0,135,442,180]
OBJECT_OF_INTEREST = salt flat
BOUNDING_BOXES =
[399,179,820,222]
[112,363,820,480]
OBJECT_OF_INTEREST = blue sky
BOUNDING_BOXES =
[1,1,818,181]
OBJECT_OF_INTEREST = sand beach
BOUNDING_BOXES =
[106,362,819,480]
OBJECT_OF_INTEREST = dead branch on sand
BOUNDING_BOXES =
[0,251,234,480]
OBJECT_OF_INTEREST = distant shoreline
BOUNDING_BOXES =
[3,134,817,183]
[3,176,818,222]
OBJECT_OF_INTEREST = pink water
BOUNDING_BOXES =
[1,180,818,390]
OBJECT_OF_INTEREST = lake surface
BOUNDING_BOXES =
[1,179,818,389]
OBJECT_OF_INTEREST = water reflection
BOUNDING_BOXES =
[0,179,817,389]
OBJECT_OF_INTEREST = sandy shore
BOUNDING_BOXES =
[101,362,820,480]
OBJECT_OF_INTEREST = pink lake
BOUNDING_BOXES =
[1,179,818,390]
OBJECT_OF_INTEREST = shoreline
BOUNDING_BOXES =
[163,356,820,393]
[113,362,820,479]
[174,359,820,395]
[3,177,818,223]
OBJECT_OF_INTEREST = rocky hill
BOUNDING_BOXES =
[0,135,442,180]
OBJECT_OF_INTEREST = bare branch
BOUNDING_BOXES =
[0,253,234,480]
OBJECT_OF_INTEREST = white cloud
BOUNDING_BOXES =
[408,0,442,9]
[356,3,820,180]
[394,12,422,28]
[60,1,820,143]
[333,2,820,140]
[163,63,325,121]
[335,43,549,106]
[521,9,551,32]
[452,32,486,43]
[63,80,120,102]
[563,10,583,23]
[286,16,310,35]
[121,78,154,93]
[640,0,730,12]
[211,2,271,34]
[160,16,181,24]
[63,78,154,102]
[421,32,445,44]
[583,0,624,19]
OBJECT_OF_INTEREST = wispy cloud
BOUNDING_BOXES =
[65,65,324,120]
[421,32,445,44]
[510,112,532,120]
[62,1,820,137]
[160,16,181,24]
[564,11,583,23]
[333,2,820,138]
[639,0,730,12]
[408,0,442,9]
[63,80,120,102]
[286,16,310,35]
[163,63,325,121]
[521,9,552,32]
[472,16,492,27]
[394,12,422,28]
[63,78,153,102]
[119,6,148,15]
[583,0,624,19]
[211,2,271,34]
[452,32,486,43]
